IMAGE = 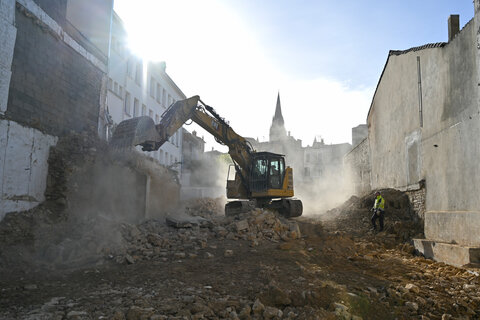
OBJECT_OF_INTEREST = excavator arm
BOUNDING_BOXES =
[111,96,253,193]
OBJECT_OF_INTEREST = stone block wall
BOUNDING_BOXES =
[406,185,426,221]
[5,5,104,137]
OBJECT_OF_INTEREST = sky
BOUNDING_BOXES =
[114,0,474,151]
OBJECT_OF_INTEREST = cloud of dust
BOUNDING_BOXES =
[296,167,354,217]
[34,147,181,269]
[272,139,355,217]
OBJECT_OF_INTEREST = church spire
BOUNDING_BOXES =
[273,92,284,126]
[269,92,287,141]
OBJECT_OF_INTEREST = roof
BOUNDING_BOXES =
[252,151,285,158]
[389,42,446,56]
[366,42,447,121]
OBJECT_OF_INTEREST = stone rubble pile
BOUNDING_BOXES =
[111,208,302,265]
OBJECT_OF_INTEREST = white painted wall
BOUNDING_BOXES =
[0,120,57,220]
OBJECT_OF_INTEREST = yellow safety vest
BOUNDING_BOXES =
[374,196,385,210]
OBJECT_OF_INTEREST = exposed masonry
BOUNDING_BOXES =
[16,0,106,72]
[6,7,104,136]
[406,187,426,221]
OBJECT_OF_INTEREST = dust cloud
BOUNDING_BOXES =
[295,168,355,216]
[0,133,183,271]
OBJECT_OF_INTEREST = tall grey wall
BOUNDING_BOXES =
[344,138,371,196]
[368,19,480,246]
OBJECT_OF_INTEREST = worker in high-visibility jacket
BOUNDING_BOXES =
[371,191,385,231]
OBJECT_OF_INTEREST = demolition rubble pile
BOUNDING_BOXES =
[320,189,424,242]
[112,203,301,265]
[0,132,180,271]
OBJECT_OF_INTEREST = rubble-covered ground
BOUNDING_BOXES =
[1,195,479,320]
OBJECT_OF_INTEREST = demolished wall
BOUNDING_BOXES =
[0,0,111,217]
[0,132,180,270]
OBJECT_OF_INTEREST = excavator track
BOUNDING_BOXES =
[225,199,302,218]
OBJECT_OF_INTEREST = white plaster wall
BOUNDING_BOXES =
[368,17,480,246]
[0,120,57,220]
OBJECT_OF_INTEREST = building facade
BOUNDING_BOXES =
[106,12,185,175]
[367,9,480,266]
[0,0,113,220]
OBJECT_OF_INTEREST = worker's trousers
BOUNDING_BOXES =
[371,209,385,231]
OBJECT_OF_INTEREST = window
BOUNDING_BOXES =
[127,58,134,77]
[124,92,131,115]
[162,89,166,106]
[156,84,161,102]
[114,82,118,94]
[133,98,139,117]
[160,150,164,164]
[155,114,159,123]
[170,155,173,164]
[142,104,146,116]
[135,61,142,85]
[119,86,123,96]
[269,158,282,189]
[108,78,113,90]
[150,77,155,97]
[165,152,169,164]
[149,109,153,118]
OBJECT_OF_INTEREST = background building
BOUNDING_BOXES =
[106,12,185,176]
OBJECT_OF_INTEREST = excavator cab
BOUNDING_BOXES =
[225,151,301,217]
[250,152,285,192]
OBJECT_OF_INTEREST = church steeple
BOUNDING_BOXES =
[273,92,284,126]
[269,92,287,141]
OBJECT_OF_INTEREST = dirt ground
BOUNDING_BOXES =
[0,194,479,320]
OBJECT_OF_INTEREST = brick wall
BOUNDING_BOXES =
[4,5,103,137]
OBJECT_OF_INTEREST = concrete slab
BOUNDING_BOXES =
[414,238,480,267]
[425,211,480,247]
[165,214,208,228]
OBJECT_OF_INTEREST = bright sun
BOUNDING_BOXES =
[114,0,255,64]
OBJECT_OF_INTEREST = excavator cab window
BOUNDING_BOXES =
[250,154,285,192]
[269,158,284,189]
[250,158,268,192]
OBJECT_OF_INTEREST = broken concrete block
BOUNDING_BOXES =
[235,219,249,232]
[166,214,207,228]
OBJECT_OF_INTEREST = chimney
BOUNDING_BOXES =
[448,14,460,42]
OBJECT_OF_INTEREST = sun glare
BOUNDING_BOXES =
[115,0,258,64]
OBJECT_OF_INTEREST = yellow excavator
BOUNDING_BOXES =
[110,96,302,218]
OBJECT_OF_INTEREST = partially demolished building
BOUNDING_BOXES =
[0,0,113,219]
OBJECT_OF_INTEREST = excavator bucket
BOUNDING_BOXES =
[110,116,162,151]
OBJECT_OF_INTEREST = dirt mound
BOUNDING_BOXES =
[320,189,423,242]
